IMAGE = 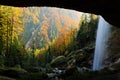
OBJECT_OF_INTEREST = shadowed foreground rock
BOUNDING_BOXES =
[0,76,16,80]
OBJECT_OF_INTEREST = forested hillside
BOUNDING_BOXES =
[0,5,108,80]
[22,7,82,49]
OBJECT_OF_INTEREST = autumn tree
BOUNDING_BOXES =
[0,6,24,67]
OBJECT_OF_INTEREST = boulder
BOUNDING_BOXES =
[50,56,67,67]
[66,47,94,68]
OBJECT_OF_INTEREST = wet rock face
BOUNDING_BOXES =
[108,58,120,70]
[106,28,120,70]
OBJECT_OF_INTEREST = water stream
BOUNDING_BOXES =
[93,16,112,70]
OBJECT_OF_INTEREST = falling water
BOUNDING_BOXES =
[93,16,112,70]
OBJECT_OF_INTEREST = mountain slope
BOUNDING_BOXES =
[22,7,82,49]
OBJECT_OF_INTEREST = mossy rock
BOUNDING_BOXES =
[50,56,67,67]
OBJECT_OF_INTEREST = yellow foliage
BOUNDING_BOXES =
[23,7,39,24]
[35,48,45,57]
[45,45,49,51]
[34,49,40,56]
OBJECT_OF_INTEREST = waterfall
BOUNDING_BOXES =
[93,16,112,70]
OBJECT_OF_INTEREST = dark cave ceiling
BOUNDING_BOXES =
[0,0,120,27]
